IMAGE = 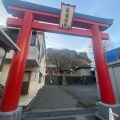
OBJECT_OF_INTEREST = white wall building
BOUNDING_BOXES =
[0,27,46,107]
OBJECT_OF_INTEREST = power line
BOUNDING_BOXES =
[0,14,7,24]
[0,19,5,23]
[46,42,65,49]
[0,14,7,20]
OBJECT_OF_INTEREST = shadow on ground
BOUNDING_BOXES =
[59,85,98,109]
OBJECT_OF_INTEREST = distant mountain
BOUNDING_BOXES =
[47,48,91,72]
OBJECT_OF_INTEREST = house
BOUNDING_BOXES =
[71,64,92,76]
[105,47,120,63]
[0,28,20,74]
[0,26,46,107]
[66,64,94,85]
[0,28,20,103]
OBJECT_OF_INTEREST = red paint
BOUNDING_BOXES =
[91,24,116,104]
[33,21,109,39]
[6,18,110,40]
[118,116,120,118]
[46,68,58,75]
[0,11,34,112]
[8,6,109,30]
[6,17,23,27]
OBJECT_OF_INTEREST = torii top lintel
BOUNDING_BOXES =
[3,0,113,31]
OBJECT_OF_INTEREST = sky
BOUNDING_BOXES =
[0,0,120,58]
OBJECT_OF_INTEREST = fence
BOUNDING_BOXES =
[45,75,95,85]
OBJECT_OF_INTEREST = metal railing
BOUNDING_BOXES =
[109,108,120,120]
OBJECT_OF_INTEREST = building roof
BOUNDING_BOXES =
[105,47,120,63]
[2,0,113,30]
[46,64,57,68]
[76,64,92,70]
[0,28,20,52]
[105,47,120,54]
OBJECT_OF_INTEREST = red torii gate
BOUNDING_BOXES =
[1,1,116,112]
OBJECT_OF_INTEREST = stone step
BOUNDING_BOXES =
[24,116,76,120]
[23,108,97,119]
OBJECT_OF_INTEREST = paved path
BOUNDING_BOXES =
[59,85,98,102]
[28,85,77,110]
[22,85,97,120]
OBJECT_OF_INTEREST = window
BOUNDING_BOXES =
[35,35,40,61]
[38,73,42,83]
[117,54,120,60]
[8,30,19,43]
[41,43,44,58]
[30,33,36,45]
[23,72,30,82]
[36,35,40,52]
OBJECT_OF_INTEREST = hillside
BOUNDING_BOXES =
[47,48,91,71]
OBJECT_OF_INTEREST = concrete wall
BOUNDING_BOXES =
[70,68,91,76]
[80,69,91,76]
[26,66,39,95]
[6,46,40,66]
[6,46,38,60]
[0,62,10,86]
[96,61,120,103]
[0,63,45,96]
[37,32,46,90]
[108,61,120,104]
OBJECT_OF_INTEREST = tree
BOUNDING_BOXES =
[47,48,70,70]
[102,39,114,52]
[88,39,114,60]
[47,48,91,73]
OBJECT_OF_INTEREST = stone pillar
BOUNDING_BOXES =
[62,75,67,85]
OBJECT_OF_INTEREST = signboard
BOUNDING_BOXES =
[59,3,76,29]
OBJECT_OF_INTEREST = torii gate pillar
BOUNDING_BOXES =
[91,24,115,104]
[91,24,120,120]
[0,11,34,119]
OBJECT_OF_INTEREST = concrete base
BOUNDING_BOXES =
[98,102,120,120]
[0,107,22,120]
[95,111,106,120]
[62,80,67,85]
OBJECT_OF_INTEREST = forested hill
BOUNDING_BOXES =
[47,48,91,70]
